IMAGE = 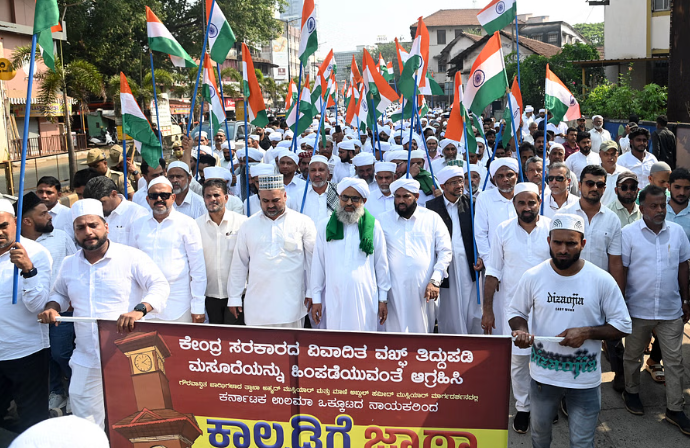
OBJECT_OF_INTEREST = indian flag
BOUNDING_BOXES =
[502,75,523,143]
[38,24,60,72]
[298,0,318,66]
[378,53,386,75]
[445,72,477,153]
[394,37,410,73]
[354,87,368,131]
[286,83,313,135]
[350,55,362,88]
[201,54,226,130]
[285,79,297,110]
[398,17,429,100]
[545,64,581,124]
[462,31,508,115]
[477,0,517,35]
[385,62,394,82]
[206,0,236,64]
[146,7,196,68]
[241,43,268,127]
[120,72,161,168]
[362,49,398,116]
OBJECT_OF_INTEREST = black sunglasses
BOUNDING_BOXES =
[618,183,638,192]
[584,180,606,189]
[148,192,172,200]
[548,175,565,182]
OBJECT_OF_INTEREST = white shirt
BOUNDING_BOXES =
[243,191,300,217]
[229,209,316,325]
[105,195,149,245]
[311,216,391,332]
[133,188,149,209]
[129,209,207,319]
[474,187,517,264]
[49,242,169,368]
[542,191,580,219]
[622,219,690,320]
[588,128,612,153]
[173,190,206,219]
[561,200,622,271]
[332,160,355,183]
[378,207,452,333]
[49,202,74,239]
[226,195,244,215]
[195,210,247,299]
[299,185,333,224]
[284,176,306,203]
[601,165,630,207]
[507,260,631,389]
[35,229,77,285]
[366,188,395,219]
[565,151,601,180]
[617,150,658,190]
[0,239,52,361]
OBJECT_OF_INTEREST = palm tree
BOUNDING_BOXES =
[12,46,105,182]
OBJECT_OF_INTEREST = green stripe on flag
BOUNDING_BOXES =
[122,113,161,169]
[149,36,195,67]
[398,55,422,100]
[299,32,318,67]
[467,74,507,115]
[210,22,236,64]
[38,29,55,71]
[545,94,569,125]
[482,3,517,35]
[34,0,59,34]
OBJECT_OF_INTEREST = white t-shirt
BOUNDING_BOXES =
[507,260,632,389]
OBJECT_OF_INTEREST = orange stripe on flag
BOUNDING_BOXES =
[546,64,570,90]
[472,31,502,69]
[241,43,266,119]
[301,0,314,30]
[145,6,162,23]
[120,72,133,95]
[444,72,464,142]
[511,76,523,118]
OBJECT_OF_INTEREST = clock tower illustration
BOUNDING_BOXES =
[111,331,202,448]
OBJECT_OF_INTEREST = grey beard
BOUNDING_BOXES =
[312,180,327,188]
[152,205,171,216]
[172,183,189,195]
[379,186,390,194]
[335,203,365,225]
[499,186,515,194]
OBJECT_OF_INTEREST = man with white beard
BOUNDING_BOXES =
[296,155,339,225]
[378,178,451,333]
[311,178,391,331]
[167,161,205,219]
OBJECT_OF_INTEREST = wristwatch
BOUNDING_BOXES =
[131,170,140,175]
[430,279,441,288]
[20,266,37,279]
[133,303,148,316]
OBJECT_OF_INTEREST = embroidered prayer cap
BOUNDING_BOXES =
[551,213,585,234]
[0,198,15,216]
[258,174,284,190]
[513,182,540,198]
[439,139,457,151]
[437,166,465,185]
[352,152,375,167]
[489,157,519,178]
[147,176,173,191]
[309,155,329,166]
[375,162,396,174]
[390,178,420,195]
[269,133,282,142]
[71,199,104,222]
[250,163,275,178]
[203,167,231,182]
[650,161,672,174]
[548,143,565,154]
[337,178,370,199]
[278,150,299,165]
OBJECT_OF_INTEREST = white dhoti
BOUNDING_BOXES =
[437,256,481,335]
[69,362,105,430]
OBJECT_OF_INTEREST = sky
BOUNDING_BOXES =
[317,0,605,53]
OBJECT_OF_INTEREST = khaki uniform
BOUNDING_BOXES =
[105,168,134,196]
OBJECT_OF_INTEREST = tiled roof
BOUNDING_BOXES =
[516,33,561,58]
[412,9,482,28]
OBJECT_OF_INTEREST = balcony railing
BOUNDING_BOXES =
[8,134,88,161]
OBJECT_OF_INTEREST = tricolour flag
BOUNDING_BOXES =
[462,31,508,115]
[285,79,297,111]
[120,72,161,168]
[477,0,517,35]
[502,75,523,143]
[345,85,358,127]
[241,43,268,127]
[446,72,477,154]
[394,37,410,73]
[350,55,362,88]
[202,54,226,131]
[35,0,59,71]
[385,62,394,82]
[545,64,581,124]
[286,83,313,135]
[312,50,335,113]
[362,49,398,118]
[398,17,429,100]
[298,0,318,66]
[354,87,368,131]
[378,53,386,75]
[206,0,236,64]
[146,7,196,68]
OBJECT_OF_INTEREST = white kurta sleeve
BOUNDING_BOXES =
[373,221,391,302]
[474,193,491,262]
[21,248,52,314]
[228,221,250,307]
[485,224,506,281]
[430,214,452,283]
[184,222,208,315]
[132,250,170,314]
[310,225,327,304]
[301,216,317,297]
[48,258,71,313]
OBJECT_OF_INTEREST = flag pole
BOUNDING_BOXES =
[12,33,38,305]
[216,64,234,172]
[368,94,383,160]
[300,99,328,213]
[482,122,503,191]
[290,63,304,153]
[195,98,205,181]
[413,101,438,188]
[149,51,164,157]
[244,97,250,217]
[462,117,482,305]
[541,91,548,214]
[406,74,419,178]
[122,137,129,199]
[185,0,215,136]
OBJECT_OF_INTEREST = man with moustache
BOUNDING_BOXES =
[352,152,376,187]
[618,127,657,190]
[129,177,206,324]
[229,174,316,328]
[543,163,579,219]
[167,161,206,219]
[311,178,391,331]
[365,162,396,218]
[607,172,641,228]
[133,158,167,209]
[566,132,601,180]
[484,182,552,434]
[378,178,452,333]
[297,156,339,225]
[465,165,482,198]
[332,140,356,183]
[667,168,690,240]
[38,199,169,429]
[600,141,629,207]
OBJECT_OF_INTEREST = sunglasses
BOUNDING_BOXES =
[340,195,362,204]
[148,192,172,200]
[584,180,606,189]
[618,183,638,192]
[547,175,565,182]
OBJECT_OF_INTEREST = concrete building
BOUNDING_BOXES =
[600,0,670,88]
[334,45,376,85]
[517,14,587,47]
[261,24,300,84]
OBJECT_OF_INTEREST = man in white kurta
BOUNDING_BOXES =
[378,178,451,333]
[38,199,169,430]
[311,178,391,331]
[295,155,339,225]
[129,177,207,323]
[365,162,396,218]
[474,158,519,266]
[228,174,316,328]
[483,182,551,432]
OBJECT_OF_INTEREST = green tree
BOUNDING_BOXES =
[581,70,667,120]
[573,23,604,46]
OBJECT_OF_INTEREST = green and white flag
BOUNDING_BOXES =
[286,85,313,135]
[202,54,226,130]
[206,0,236,64]
[146,6,196,68]
[477,0,517,35]
[34,0,60,71]
[120,72,161,168]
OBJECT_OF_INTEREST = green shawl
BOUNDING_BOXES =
[326,208,375,255]
[415,169,435,195]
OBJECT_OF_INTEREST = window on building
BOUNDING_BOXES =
[547,33,558,44]
[437,30,446,45]
[438,61,446,73]
[455,29,462,39]
[530,34,543,42]
[653,0,670,11]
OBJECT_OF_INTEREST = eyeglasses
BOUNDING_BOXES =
[618,183,638,192]
[584,180,606,189]
[148,192,172,200]
[340,195,362,204]
[547,175,566,183]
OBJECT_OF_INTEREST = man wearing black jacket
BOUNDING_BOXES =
[426,166,483,334]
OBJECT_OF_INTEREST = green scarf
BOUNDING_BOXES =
[415,169,435,195]
[326,208,375,256]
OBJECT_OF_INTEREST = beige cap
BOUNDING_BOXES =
[83,148,106,166]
